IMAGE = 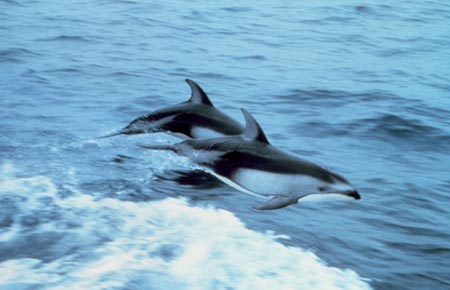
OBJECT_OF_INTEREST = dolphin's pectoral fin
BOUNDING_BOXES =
[253,194,300,210]
[161,117,193,138]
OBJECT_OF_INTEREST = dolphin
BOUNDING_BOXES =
[140,109,361,210]
[101,79,243,139]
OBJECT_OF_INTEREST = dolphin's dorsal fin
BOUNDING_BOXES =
[241,109,269,144]
[185,79,213,106]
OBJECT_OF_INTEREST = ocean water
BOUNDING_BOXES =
[1,1,449,289]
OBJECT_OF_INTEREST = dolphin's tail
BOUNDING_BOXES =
[98,131,123,139]
[138,144,177,153]
[98,127,146,139]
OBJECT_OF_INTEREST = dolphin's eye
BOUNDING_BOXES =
[318,186,326,192]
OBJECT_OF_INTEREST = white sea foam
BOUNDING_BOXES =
[0,164,371,290]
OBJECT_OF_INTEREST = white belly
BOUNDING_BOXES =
[190,127,224,139]
[233,168,317,196]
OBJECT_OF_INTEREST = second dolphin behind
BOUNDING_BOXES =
[101,79,243,139]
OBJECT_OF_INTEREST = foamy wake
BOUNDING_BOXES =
[0,163,371,290]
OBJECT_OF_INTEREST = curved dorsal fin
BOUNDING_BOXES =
[185,79,213,106]
[241,109,269,144]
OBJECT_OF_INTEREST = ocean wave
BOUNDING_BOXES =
[0,47,39,63]
[0,164,371,290]
[346,113,450,150]
[44,67,82,74]
[282,88,401,105]
[36,35,92,43]
[0,0,23,6]
[235,55,267,61]
[370,114,439,137]
[290,113,448,154]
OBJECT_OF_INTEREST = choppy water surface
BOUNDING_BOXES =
[1,1,450,289]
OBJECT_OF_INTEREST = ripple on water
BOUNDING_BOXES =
[0,48,39,64]
[79,178,151,201]
[281,88,401,104]
[332,112,450,151]
[36,35,92,42]
[0,0,23,6]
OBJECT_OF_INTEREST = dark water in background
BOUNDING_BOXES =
[1,1,450,289]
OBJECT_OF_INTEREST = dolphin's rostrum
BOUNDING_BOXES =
[140,109,360,210]
[101,79,243,139]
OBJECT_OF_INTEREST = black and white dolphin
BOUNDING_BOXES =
[102,79,243,139]
[140,109,361,210]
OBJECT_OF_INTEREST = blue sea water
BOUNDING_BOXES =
[1,0,450,289]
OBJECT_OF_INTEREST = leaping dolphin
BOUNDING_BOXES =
[140,109,361,210]
[101,79,243,139]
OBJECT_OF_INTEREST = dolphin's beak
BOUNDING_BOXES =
[345,190,361,200]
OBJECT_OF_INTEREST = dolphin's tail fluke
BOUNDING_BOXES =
[138,144,177,153]
[98,127,144,139]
